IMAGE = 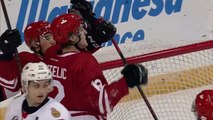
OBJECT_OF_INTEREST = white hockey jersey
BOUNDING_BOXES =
[4,95,72,120]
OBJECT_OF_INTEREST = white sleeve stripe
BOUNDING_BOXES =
[58,52,79,57]
[0,77,17,85]
[0,78,18,89]
[91,79,105,113]
[99,85,105,114]
[91,79,112,114]
[104,90,111,114]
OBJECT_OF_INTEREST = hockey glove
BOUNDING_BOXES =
[85,34,101,53]
[70,0,95,22]
[91,18,117,45]
[0,29,22,60]
[70,0,116,45]
[121,64,148,88]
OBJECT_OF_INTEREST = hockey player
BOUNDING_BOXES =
[192,90,213,120]
[24,21,56,56]
[0,29,23,101]
[44,13,148,120]
[0,5,117,101]
[0,21,55,101]
[4,62,72,120]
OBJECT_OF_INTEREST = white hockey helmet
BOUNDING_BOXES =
[21,62,53,89]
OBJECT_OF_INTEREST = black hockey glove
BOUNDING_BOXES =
[70,0,116,45]
[70,0,95,22]
[91,18,116,45]
[0,29,22,60]
[121,64,148,88]
[85,34,101,53]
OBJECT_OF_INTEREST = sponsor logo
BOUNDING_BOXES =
[16,0,183,45]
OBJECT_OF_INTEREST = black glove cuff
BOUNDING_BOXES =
[0,53,14,61]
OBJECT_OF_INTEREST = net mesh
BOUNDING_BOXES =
[100,41,213,120]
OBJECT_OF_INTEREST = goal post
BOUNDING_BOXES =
[100,40,213,120]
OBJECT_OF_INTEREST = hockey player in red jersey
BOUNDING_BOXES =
[0,21,55,101]
[0,0,117,102]
[0,0,118,100]
[192,90,213,120]
[0,29,22,101]
[24,21,56,56]
[44,13,148,120]
[5,62,72,120]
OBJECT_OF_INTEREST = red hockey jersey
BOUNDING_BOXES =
[44,46,129,119]
[0,52,42,100]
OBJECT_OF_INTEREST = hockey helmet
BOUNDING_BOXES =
[51,13,83,45]
[24,21,52,48]
[194,90,213,120]
[21,62,53,88]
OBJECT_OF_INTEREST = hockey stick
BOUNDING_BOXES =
[0,0,22,73]
[111,39,158,120]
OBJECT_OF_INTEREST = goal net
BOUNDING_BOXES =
[99,40,213,120]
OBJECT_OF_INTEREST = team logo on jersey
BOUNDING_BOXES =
[51,107,61,118]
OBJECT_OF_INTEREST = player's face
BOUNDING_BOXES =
[76,24,88,49]
[30,33,56,54]
[30,38,40,53]
[39,33,56,53]
[26,79,52,107]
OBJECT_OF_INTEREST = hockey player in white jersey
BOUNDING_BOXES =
[4,62,72,120]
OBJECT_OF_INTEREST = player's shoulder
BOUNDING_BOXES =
[78,51,97,60]
[19,51,35,57]
[8,94,24,106]
[41,97,71,119]
[19,52,42,65]
[44,44,61,60]
[45,44,60,55]
[47,97,68,110]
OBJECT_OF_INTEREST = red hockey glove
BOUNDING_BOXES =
[0,29,22,60]
[121,64,148,88]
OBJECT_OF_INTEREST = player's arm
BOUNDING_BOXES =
[0,29,22,101]
[0,30,43,101]
[103,64,148,108]
[0,29,22,88]
[74,54,122,115]
[77,54,148,115]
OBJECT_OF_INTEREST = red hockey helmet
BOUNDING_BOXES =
[51,13,83,45]
[24,21,52,48]
[194,90,213,120]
